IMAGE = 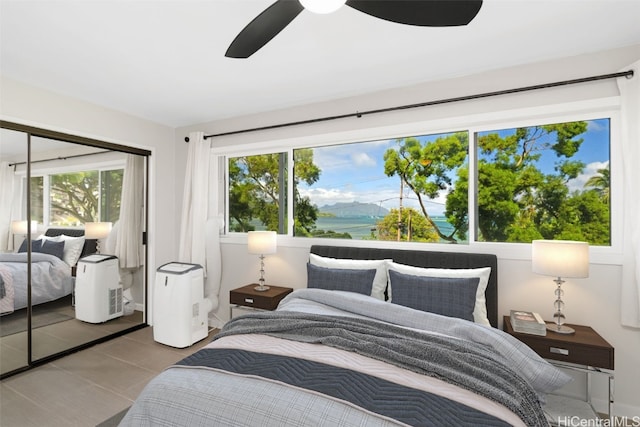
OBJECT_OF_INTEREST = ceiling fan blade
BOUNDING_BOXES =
[225,0,304,59]
[346,0,483,27]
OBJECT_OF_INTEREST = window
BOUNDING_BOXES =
[225,117,612,247]
[100,169,124,223]
[30,167,124,227]
[228,153,288,233]
[476,119,610,245]
[293,132,468,242]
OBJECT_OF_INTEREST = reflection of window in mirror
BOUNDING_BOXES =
[24,143,126,227]
[1,125,149,378]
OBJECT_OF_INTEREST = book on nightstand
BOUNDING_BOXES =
[510,310,547,336]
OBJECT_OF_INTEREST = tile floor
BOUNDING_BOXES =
[0,326,217,427]
[1,310,144,375]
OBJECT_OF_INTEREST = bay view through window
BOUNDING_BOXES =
[226,117,611,246]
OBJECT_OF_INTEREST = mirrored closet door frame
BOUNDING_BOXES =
[0,120,151,379]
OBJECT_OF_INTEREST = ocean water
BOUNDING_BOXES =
[314,216,455,240]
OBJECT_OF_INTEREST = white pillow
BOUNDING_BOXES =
[388,261,492,326]
[46,234,85,267]
[309,253,391,301]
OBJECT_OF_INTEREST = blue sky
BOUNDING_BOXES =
[297,119,610,217]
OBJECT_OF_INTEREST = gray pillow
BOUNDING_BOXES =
[307,263,376,296]
[40,239,65,261]
[389,269,480,321]
[18,239,43,253]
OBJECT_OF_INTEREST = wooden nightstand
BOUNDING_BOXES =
[230,284,293,318]
[502,315,614,369]
[503,315,615,420]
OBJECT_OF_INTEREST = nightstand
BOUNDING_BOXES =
[503,316,614,421]
[230,284,293,318]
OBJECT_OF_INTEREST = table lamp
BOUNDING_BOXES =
[247,231,277,291]
[532,239,589,334]
[85,221,112,253]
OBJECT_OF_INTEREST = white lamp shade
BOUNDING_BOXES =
[11,220,37,234]
[300,0,346,14]
[85,222,113,239]
[247,231,277,255]
[532,240,589,278]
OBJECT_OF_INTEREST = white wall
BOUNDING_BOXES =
[176,45,640,417]
[0,75,178,316]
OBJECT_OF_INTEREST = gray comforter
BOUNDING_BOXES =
[123,289,566,426]
[214,311,547,426]
[0,252,73,312]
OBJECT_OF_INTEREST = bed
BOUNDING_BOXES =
[0,228,96,314]
[121,245,570,426]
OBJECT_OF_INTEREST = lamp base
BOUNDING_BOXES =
[547,323,575,335]
[254,284,270,292]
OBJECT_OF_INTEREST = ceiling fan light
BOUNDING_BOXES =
[300,0,346,14]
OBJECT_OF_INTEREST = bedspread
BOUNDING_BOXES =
[210,311,547,427]
[0,263,14,314]
[123,289,567,426]
[0,252,73,311]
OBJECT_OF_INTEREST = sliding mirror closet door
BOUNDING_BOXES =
[0,128,29,375]
[29,139,147,362]
[0,122,149,377]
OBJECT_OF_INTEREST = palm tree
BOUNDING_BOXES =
[584,166,610,204]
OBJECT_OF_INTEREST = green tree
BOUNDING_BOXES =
[383,133,468,242]
[100,169,123,223]
[376,208,439,242]
[584,165,610,204]
[50,171,100,225]
[229,149,321,235]
[447,121,609,245]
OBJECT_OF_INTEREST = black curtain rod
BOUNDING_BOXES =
[8,150,112,167]
[184,70,634,142]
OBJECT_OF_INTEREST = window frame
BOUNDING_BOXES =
[17,158,126,229]
[214,98,622,265]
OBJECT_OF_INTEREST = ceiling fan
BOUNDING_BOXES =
[225,0,483,59]
[224,0,482,58]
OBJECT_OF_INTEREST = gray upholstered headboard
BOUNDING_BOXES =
[44,228,97,259]
[310,245,499,328]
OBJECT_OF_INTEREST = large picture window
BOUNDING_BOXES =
[476,119,610,245]
[294,132,468,242]
[225,116,612,247]
[30,167,124,227]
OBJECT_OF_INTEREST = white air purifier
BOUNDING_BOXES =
[153,262,208,348]
[75,254,122,323]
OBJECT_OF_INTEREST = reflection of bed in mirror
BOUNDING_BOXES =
[0,228,96,314]
[0,122,150,378]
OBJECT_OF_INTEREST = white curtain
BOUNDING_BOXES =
[205,216,224,313]
[178,131,211,275]
[618,62,640,328]
[0,162,17,251]
[116,154,145,269]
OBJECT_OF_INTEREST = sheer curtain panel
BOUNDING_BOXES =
[618,61,640,328]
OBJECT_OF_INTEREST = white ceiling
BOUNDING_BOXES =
[1,0,640,128]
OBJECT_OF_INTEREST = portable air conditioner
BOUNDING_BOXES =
[75,254,122,323]
[153,262,207,348]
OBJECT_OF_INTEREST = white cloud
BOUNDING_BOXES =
[351,151,376,167]
[567,160,609,193]
[299,187,358,206]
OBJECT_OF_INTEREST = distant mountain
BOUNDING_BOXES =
[319,202,389,217]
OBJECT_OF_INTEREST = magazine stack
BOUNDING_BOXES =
[509,310,547,336]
